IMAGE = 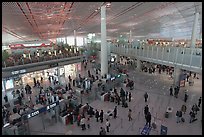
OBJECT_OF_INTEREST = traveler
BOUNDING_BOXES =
[128,109,132,121]
[144,92,148,102]
[113,106,117,118]
[169,86,173,96]
[4,95,8,103]
[125,91,128,101]
[145,112,151,127]
[129,92,131,102]
[184,92,188,102]
[99,127,106,135]
[198,97,202,107]
[189,111,196,123]
[181,104,187,114]
[176,110,182,123]
[77,114,81,126]
[100,110,104,123]
[144,105,149,116]
[80,116,86,130]
[95,109,99,122]
[65,84,68,91]
[106,119,110,132]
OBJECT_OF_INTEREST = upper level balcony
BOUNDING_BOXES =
[96,43,202,73]
[2,51,82,68]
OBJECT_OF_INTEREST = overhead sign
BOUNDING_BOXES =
[49,63,58,68]
[46,101,59,111]
[26,101,60,119]
[11,69,26,75]
[27,110,40,119]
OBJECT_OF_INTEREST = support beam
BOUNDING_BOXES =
[100,5,108,77]
[74,30,77,46]
[190,12,199,48]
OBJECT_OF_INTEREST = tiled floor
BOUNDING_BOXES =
[2,59,202,135]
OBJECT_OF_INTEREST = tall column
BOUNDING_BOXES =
[83,37,85,46]
[137,59,141,71]
[190,12,199,48]
[65,37,67,45]
[74,30,77,46]
[173,67,182,86]
[129,30,132,43]
[101,5,108,77]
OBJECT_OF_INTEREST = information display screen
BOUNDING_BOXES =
[5,79,14,90]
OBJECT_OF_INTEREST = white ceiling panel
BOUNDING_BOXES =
[2,2,202,44]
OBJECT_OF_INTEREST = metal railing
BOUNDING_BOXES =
[97,44,202,73]
[2,52,81,68]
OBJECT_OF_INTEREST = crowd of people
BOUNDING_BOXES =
[3,48,81,67]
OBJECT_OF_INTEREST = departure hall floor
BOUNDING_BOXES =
[2,59,202,135]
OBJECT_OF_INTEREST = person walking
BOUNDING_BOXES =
[169,86,173,96]
[145,112,151,127]
[65,84,68,91]
[176,110,180,123]
[4,95,8,103]
[144,105,149,116]
[100,110,104,123]
[181,104,187,114]
[144,92,148,102]
[184,92,188,102]
[125,91,128,101]
[87,117,90,129]
[198,97,202,107]
[128,92,131,102]
[106,119,110,132]
[113,106,117,119]
[80,116,86,130]
[128,109,132,121]
[189,111,196,123]
[77,114,81,126]
[99,127,106,135]
[95,109,99,122]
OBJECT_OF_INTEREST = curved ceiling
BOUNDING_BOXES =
[2,2,202,43]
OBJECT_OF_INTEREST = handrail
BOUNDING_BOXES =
[96,44,202,73]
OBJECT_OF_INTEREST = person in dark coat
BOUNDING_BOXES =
[113,106,117,118]
[184,92,188,102]
[65,84,68,91]
[73,79,76,87]
[4,95,8,103]
[95,109,99,122]
[198,97,202,107]
[145,112,151,127]
[128,92,131,102]
[99,110,104,123]
[144,92,148,102]
[169,86,173,96]
[144,105,149,116]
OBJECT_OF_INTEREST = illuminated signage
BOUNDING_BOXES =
[27,110,40,119]
[11,69,26,75]
[47,102,57,110]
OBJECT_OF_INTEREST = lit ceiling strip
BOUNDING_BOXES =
[26,2,43,39]
[56,2,74,38]
[16,2,41,40]
[73,2,107,32]
[3,27,27,41]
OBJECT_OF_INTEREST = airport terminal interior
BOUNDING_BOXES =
[2,2,202,135]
